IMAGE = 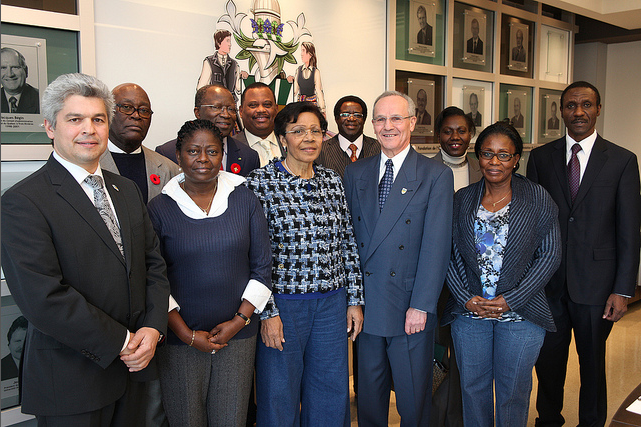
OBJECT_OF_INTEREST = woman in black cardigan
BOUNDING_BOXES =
[443,121,562,427]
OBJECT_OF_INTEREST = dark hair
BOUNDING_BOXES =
[214,29,232,50]
[417,5,426,16]
[435,106,476,137]
[274,102,327,138]
[241,82,276,105]
[561,81,601,108]
[7,316,27,342]
[176,119,223,152]
[301,41,318,68]
[333,95,368,120]
[194,84,228,107]
[474,120,523,173]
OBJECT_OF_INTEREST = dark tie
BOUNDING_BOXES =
[9,96,18,113]
[378,159,394,211]
[474,40,477,51]
[84,175,124,256]
[349,144,358,162]
[567,143,582,203]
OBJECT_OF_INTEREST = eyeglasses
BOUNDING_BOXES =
[116,104,153,118]
[372,115,412,125]
[479,151,517,162]
[199,105,238,115]
[285,128,324,139]
[338,112,364,119]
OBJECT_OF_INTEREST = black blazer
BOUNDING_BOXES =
[527,135,641,305]
[1,84,39,114]
[1,155,169,416]
[155,136,260,177]
[315,135,380,179]
[466,37,483,55]
[417,24,433,45]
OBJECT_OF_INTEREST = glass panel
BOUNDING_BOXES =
[500,84,533,143]
[539,25,569,83]
[500,15,534,79]
[453,2,494,73]
[538,88,565,144]
[396,0,445,66]
[452,78,494,145]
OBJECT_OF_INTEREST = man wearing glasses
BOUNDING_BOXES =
[155,85,259,176]
[316,95,380,179]
[344,91,453,426]
[101,83,179,203]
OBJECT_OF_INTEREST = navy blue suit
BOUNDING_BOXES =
[344,147,453,426]
[155,136,259,177]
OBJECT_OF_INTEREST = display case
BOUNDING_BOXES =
[539,25,570,84]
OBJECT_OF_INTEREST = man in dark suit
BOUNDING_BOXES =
[547,101,560,130]
[511,29,526,62]
[416,5,433,46]
[511,97,524,128]
[466,92,482,127]
[1,73,170,426]
[466,18,483,55]
[415,89,432,125]
[155,85,259,176]
[344,91,453,426]
[1,47,39,114]
[316,95,380,179]
[234,82,285,166]
[527,81,641,427]
[101,83,179,203]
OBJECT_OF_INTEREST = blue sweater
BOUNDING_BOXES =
[148,185,272,344]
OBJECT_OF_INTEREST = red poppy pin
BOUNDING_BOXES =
[150,174,161,185]
[230,163,241,174]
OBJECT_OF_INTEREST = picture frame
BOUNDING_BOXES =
[462,10,486,65]
[507,89,528,137]
[508,22,529,72]
[408,78,435,136]
[408,0,436,58]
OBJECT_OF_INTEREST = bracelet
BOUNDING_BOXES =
[235,312,251,326]
[188,330,195,347]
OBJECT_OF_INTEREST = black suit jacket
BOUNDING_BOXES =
[526,135,641,305]
[1,155,169,416]
[512,46,526,62]
[466,111,482,127]
[547,116,560,130]
[415,109,431,125]
[1,354,19,381]
[315,135,380,179]
[1,84,40,114]
[466,37,483,55]
[155,136,260,177]
[417,24,433,45]
[511,113,524,128]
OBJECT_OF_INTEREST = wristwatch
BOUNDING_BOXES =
[235,312,251,326]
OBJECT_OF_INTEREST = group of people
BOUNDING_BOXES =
[1,72,638,427]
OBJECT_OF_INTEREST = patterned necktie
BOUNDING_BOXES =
[567,143,582,203]
[261,140,272,163]
[349,144,358,162]
[84,175,124,256]
[9,96,17,113]
[378,159,394,211]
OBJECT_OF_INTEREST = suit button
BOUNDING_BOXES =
[365,271,371,276]
[406,219,411,224]
[361,243,364,247]
[390,271,396,277]
[569,217,575,222]
[399,245,404,250]
[126,314,131,320]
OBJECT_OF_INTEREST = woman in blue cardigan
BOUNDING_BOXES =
[443,121,562,427]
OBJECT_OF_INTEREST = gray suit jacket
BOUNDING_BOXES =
[316,135,380,179]
[100,146,180,203]
[432,151,483,184]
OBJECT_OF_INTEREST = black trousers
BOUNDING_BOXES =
[534,291,613,427]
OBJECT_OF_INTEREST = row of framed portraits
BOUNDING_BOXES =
[397,71,565,147]
[397,0,570,83]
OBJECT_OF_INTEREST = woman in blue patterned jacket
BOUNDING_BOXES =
[442,121,562,427]
[246,101,364,427]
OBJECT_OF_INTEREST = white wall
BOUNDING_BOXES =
[94,0,386,149]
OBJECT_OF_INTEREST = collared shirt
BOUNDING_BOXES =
[565,130,597,183]
[246,131,280,167]
[108,140,142,154]
[4,91,22,108]
[161,171,271,312]
[338,134,363,158]
[379,143,411,184]
[440,149,470,192]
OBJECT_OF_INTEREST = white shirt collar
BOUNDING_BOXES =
[566,130,597,157]
[108,140,142,154]
[53,150,103,185]
[338,134,363,155]
[162,171,246,219]
[379,143,411,182]
[245,130,278,147]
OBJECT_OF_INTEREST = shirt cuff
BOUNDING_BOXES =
[241,279,272,313]
[121,330,131,353]
[168,294,180,312]
[615,293,632,299]
[411,307,427,313]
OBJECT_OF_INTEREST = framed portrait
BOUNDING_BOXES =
[1,295,24,410]
[462,85,485,130]
[453,78,493,145]
[508,22,528,72]
[462,10,486,65]
[539,89,564,144]
[507,90,528,137]
[408,0,436,58]
[408,78,434,137]
[1,34,48,133]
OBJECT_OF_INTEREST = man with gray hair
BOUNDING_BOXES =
[1,72,169,426]
[1,47,39,113]
[344,91,453,426]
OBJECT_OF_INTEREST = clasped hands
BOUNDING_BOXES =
[465,295,510,318]
[184,317,248,354]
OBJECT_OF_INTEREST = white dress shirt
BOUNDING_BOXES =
[338,134,363,159]
[565,130,597,183]
[246,131,280,167]
[379,143,411,184]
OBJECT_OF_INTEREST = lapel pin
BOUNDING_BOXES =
[112,184,119,191]
[401,188,407,194]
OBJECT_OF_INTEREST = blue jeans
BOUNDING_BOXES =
[451,315,546,427]
[256,288,350,427]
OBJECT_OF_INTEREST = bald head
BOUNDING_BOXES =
[109,83,153,153]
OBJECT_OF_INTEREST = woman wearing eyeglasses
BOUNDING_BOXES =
[245,102,364,426]
[442,121,562,427]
